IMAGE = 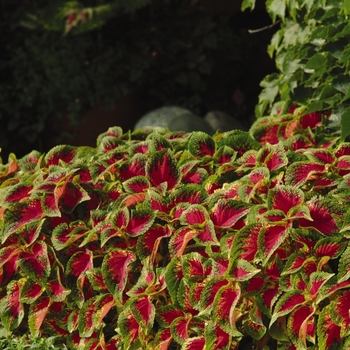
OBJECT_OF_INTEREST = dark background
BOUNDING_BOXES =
[0,0,277,160]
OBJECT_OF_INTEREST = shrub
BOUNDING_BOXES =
[244,0,350,141]
[0,103,349,349]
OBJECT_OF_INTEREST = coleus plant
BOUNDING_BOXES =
[0,109,349,350]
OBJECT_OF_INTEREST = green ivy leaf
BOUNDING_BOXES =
[241,0,256,11]
[267,0,286,22]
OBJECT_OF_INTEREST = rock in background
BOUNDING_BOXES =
[134,106,247,134]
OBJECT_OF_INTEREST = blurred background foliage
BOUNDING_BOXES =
[0,0,276,159]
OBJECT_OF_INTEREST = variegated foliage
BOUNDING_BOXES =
[0,110,349,349]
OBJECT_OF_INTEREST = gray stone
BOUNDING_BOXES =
[168,114,214,134]
[205,111,246,132]
[134,106,193,129]
[134,106,214,134]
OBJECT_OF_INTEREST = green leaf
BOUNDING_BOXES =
[342,0,350,14]
[340,106,350,141]
[258,74,279,107]
[267,0,286,21]
[304,53,329,72]
[241,0,256,11]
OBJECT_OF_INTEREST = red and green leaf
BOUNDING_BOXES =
[182,336,206,350]
[314,237,345,259]
[165,258,183,303]
[317,308,342,350]
[285,162,326,186]
[136,224,171,262]
[126,209,156,237]
[337,244,350,283]
[205,322,231,350]
[44,145,77,166]
[257,142,288,171]
[270,291,306,327]
[213,283,242,336]
[210,199,250,228]
[28,296,51,334]
[287,305,315,348]
[304,149,335,164]
[66,250,93,278]
[146,149,180,190]
[123,176,150,193]
[18,241,51,284]
[182,252,206,279]
[119,154,147,180]
[169,227,196,258]
[281,254,307,275]
[298,198,338,235]
[102,249,135,301]
[20,280,44,304]
[231,223,263,262]
[232,259,261,281]
[169,184,208,206]
[189,132,216,157]
[153,328,173,350]
[47,267,71,302]
[200,278,229,311]
[0,244,21,269]
[268,185,304,215]
[243,303,266,341]
[2,199,44,242]
[258,224,291,265]
[170,313,192,345]
[180,204,208,226]
[156,305,185,327]
[3,183,33,204]
[117,308,140,347]
[0,280,25,331]
[51,221,89,251]
[86,268,108,292]
[130,295,155,332]
[308,272,334,297]
[331,290,350,337]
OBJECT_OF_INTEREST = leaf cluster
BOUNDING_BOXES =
[242,0,350,141]
[0,108,349,348]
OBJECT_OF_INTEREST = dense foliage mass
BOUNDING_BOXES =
[0,103,349,349]
[2,0,350,349]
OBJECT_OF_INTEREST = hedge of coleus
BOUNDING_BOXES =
[1,107,350,349]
